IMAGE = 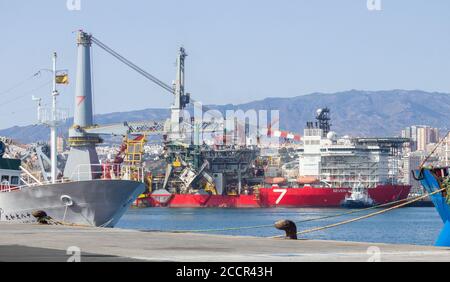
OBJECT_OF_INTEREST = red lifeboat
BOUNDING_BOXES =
[264,177,286,185]
[297,176,319,184]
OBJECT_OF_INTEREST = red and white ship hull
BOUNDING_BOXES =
[135,184,411,208]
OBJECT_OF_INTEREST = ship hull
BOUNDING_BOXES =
[341,200,374,209]
[0,180,145,227]
[137,184,411,208]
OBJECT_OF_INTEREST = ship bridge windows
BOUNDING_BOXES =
[0,173,20,186]
[304,129,322,137]
[10,176,19,185]
[304,140,320,145]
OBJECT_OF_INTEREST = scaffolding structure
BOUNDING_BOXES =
[123,135,147,166]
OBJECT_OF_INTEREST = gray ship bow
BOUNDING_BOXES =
[0,180,144,227]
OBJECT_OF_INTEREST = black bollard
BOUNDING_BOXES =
[274,220,298,240]
[32,210,51,225]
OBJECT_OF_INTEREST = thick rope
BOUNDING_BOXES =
[270,188,444,238]
[167,132,450,235]
[155,192,425,234]
[47,134,450,233]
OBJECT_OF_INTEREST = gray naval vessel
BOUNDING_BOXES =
[0,31,145,227]
[0,173,144,227]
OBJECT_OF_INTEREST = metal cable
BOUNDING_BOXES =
[270,188,445,238]
[149,192,424,234]
[90,36,174,93]
[0,80,52,108]
[0,72,41,97]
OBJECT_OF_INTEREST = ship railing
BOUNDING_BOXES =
[1,186,22,193]
[0,180,12,193]
[71,163,146,183]
[3,164,146,193]
[20,166,43,186]
[10,178,69,192]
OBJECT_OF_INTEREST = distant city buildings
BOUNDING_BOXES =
[401,125,439,152]
[400,125,445,190]
[402,151,425,194]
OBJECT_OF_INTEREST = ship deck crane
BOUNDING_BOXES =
[78,33,225,140]
[70,31,296,146]
[90,36,177,96]
[90,35,190,128]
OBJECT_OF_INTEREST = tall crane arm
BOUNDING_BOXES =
[90,36,174,94]
[82,120,223,136]
[82,121,166,136]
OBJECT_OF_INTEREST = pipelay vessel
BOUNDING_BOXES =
[136,109,411,208]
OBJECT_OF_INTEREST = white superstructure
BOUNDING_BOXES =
[299,127,402,188]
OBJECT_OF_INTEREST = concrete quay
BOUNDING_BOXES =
[0,223,449,262]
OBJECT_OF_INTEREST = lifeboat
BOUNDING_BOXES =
[296,176,320,184]
[264,177,286,185]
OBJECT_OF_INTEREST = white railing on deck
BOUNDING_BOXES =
[71,164,145,183]
[0,180,11,193]
[1,163,145,193]
[20,166,42,186]
[2,178,68,192]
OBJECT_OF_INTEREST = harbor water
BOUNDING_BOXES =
[117,207,442,246]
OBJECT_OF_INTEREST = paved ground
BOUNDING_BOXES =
[0,223,449,262]
[0,245,143,262]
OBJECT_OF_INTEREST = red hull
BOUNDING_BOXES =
[136,184,411,208]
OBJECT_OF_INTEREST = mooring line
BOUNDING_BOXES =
[151,192,432,234]
[147,133,449,236]
[270,188,444,238]
[267,131,449,237]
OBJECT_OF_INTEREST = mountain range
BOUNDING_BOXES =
[1,89,449,144]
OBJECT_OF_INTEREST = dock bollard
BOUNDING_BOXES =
[274,220,297,240]
[32,210,51,225]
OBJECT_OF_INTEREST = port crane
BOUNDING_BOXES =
[90,37,177,95]
[79,33,225,140]
[77,34,184,138]
[64,31,224,189]
[63,31,298,195]
[79,31,297,145]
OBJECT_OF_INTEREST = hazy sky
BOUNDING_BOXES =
[0,0,450,129]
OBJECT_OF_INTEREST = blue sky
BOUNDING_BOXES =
[0,0,450,129]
